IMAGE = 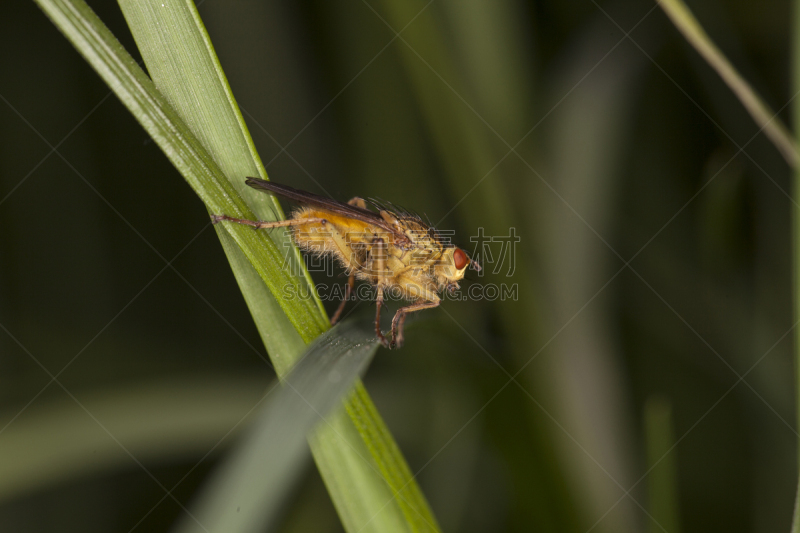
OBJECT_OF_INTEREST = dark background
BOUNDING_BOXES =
[0,0,795,532]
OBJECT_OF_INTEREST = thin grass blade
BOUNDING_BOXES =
[659,0,799,168]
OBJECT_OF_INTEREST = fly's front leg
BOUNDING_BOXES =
[391,300,440,348]
[330,272,354,325]
[370,236,391,348]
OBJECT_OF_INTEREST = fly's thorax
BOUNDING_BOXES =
[393,276,441,303]
[400,218,436,245]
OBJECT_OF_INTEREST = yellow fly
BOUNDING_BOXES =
[212,178,480,348]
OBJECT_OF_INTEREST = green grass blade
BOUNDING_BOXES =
[659,0,800,168]
[116,0,327,368]
[35,0,441,530]
[34,0,328,350]
[173,317,380,533]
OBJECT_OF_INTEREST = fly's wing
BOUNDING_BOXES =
[245,178,402,237]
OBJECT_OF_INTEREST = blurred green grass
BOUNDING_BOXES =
[0,0,796,532]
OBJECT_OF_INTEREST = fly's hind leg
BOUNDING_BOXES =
[391,300,440,348]
[211,214,325,229]
[330,272,354,325]
[324,215,365,327]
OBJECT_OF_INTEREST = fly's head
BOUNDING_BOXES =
[437,246,480,293]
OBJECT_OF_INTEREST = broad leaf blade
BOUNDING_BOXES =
[173,318,380,533]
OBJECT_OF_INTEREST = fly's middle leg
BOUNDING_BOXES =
[370,237,391,348]
[374,286,389,348]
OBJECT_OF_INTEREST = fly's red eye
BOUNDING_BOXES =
[453,248,468,270]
